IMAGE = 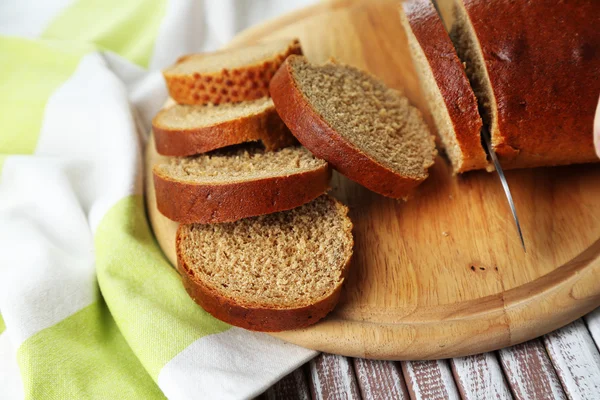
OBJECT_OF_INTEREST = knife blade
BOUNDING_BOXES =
[481,126,526,252]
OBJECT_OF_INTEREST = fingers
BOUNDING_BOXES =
[595,94,600,158]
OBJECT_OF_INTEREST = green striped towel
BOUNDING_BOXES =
[0,1,318,398]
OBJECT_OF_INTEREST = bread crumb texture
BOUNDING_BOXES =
[155,97,274,129]
[155,145,326,184]
[289,57,435,178]
[178,196,353,308]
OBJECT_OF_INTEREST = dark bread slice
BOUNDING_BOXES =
[270,55,437,199]
[153,145,330,224]
[164,38,302,105]
[176,195,354,332]
[441,0,600,169]
[399,0,487,173]
[153,98,297,156]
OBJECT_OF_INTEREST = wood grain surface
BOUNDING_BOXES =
[450,353,512,399]
[353,359,409,399]
[144,0,600,359]
[402,360,461,400]
[498,340,566,400]
[308,354,361,399]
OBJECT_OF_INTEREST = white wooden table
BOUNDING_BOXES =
[262,309,600,399]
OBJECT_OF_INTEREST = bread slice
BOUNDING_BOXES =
[440,0,600,169]
[270,55,437,199]
[176,195,353,332]
[153,98,297,156]
[164,38,302,105]
[399,0,487,173]
[153,145,330,224]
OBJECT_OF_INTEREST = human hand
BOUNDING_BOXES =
[595,95,600,158]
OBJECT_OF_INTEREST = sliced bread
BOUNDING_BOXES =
[270,55,437,199]
[164,38,302,105]
[176,195,354,332]
[399,0,487,173]
[153,98,297,156]
[441,0,600,169]
[153,145,330,224]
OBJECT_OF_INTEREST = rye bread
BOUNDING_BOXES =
[153,98,297,156]
[176,195,354,332]
[441,0,600,169]
[399,0,487,173]
[270,55,437,199]
[153,145,330,224]
[164,38,302,105]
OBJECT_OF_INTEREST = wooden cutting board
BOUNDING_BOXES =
[145,0,600,359]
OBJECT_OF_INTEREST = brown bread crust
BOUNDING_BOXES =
[401,0,487,173]
[153,104,297,156]
[153,163,331,224]
[269,57,428,199]
[175,200,354,332]
[460,0,600,169]
[164,40,302,105]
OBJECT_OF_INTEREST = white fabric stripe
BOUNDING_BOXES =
[149,0,208,70]
[0,156,98,347]
[34,52,142,232]
[157,327,316,400]
[0,0,74,37]
[0,52,139,347]
[0,332,24,400]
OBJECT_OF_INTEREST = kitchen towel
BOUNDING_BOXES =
[0,1,320,399]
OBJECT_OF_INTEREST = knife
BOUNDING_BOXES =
[481,126,526,252]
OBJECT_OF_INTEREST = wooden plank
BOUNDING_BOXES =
[308,354,361,400]
[353,359,409,399]
[583,307,600,348]
[266,367,311,400]
[450,353,513,399]
[401,360,461,400]
[498,339,566,400]
[544,319,600,399]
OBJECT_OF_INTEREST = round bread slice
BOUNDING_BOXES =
[164,38,302,105]
[270,55,437,199]
[153,146,331,224]
[176,195,354,332]
[153,98,297,156]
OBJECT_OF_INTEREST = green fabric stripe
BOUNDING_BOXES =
[43,0,167,68]
[0,313,5,335]
[0,37,92,155]
[17,300,164,399]
[95,195,230,380]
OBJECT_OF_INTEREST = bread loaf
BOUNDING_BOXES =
[441,0,600,169]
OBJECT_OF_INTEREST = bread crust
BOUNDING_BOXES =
[270,56,433,199]
[153,103,297,156]
[175,197,354,332]
[153,162,331,223]
[164,39,302,105]
[401,0,487,173]
[459,0,600,169]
